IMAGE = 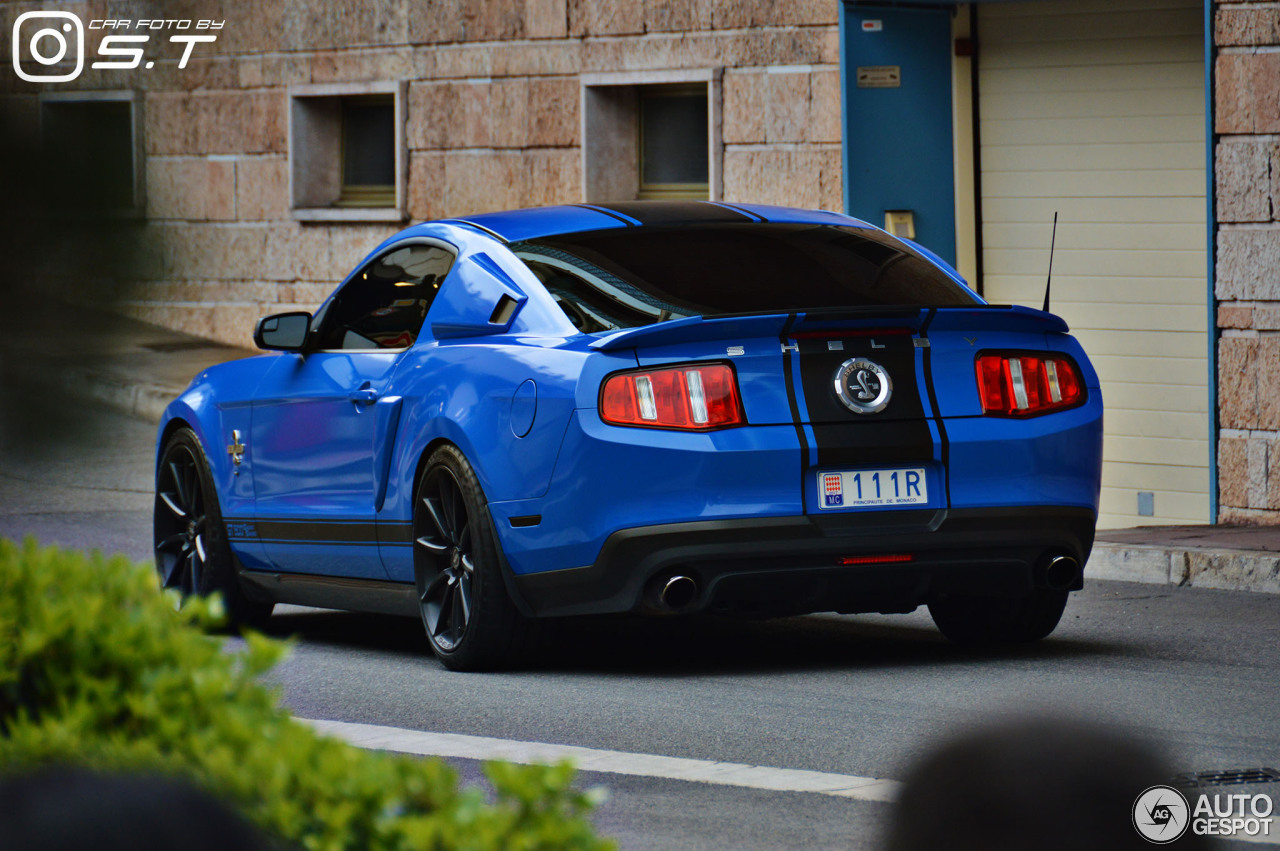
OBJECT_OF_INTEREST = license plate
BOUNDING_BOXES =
[818,468,927,509]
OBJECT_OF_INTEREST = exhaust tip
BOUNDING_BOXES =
[660,575,698,611]
[1043,554,1080,591]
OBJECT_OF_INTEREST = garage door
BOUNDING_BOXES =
[977,0,1208,530]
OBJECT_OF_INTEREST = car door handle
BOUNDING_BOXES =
[348,388,379,406]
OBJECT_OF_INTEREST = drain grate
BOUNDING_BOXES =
[1172,768,1280,789]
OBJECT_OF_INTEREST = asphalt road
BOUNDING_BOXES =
[3,405,1279,849]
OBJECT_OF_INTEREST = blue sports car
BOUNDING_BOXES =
[154,201,1103,670]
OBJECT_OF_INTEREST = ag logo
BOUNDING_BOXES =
[833,358,892,415]
[1133,785,1190,844]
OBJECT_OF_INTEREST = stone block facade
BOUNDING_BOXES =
[7,0,1278,527]
[1215,0,1280,524]
[1,0,841,349]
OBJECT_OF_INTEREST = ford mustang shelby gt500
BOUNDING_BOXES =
[154,201,1103,670]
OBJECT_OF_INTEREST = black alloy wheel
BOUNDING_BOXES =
[155,441,209,597]
[413,444,532,670]
[154,428,271,628]
[415,463,475,652]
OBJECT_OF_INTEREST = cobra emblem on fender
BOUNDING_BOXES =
[833,358,892,415]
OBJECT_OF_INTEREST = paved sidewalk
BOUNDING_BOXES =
[1091,525,1280,595]
[2,302,1277,595]
[0,300,256,424]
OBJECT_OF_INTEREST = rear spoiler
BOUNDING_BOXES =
[589,314,792,351]
[589,304,1068,352]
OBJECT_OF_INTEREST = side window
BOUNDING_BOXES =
[313,243,454,350]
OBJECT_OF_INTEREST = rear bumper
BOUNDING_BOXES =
[508,505,1096,618]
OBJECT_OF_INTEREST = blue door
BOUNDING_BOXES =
[841,3,957,265]
[247,239,454,579]
[250,352,398,579]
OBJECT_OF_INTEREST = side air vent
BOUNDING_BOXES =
[490,294,519,325]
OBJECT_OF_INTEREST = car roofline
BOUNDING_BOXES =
[421,201,877,244]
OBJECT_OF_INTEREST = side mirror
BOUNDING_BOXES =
[254,311,311,352]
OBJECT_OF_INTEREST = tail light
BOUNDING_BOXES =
[600,363,745,430]
[975,353,1084,417]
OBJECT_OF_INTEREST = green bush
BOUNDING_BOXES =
[0,538,613,851]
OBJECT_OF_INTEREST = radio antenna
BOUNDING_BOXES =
[1042,211,1059,313]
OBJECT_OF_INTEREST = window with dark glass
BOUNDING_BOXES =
[337,96,395,208]
[638,86,708,201]
[312,243,454,350]
[511,224,979,332]
[40,99,135,210]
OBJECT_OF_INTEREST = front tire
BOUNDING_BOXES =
[928,589,1068,644]
[154,428,273,630]
[413,444,531,671]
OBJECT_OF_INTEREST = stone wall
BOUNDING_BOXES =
[2,0,842,347]
[1215,0,1280,523]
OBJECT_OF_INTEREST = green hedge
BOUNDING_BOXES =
[0,538,613,851]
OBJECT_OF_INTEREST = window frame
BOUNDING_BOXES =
[288,81,406,223]
[581,70,722,205]
[38,89,144,217]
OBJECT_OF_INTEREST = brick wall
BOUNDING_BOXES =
[1215,0,1280,523]
[2,0,843,348]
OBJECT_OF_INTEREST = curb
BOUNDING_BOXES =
[1087,542,1280,595]
[0,355,172,426]
[62,366,172,424]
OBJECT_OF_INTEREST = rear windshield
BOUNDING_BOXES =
[509,223,979,333]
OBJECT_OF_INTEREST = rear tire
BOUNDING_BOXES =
[154,428,273,631]
[928,589,1068,644]
[413,444,532,671]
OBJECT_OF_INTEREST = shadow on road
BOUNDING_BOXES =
[260,607,1124,677]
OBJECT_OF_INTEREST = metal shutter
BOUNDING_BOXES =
[977,0,1208,529]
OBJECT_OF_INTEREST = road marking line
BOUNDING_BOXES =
[301,718,902,803]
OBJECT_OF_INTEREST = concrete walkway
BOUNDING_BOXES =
[1091,524,1280,594]
[2,301,1276,594]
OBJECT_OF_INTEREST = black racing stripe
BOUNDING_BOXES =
[380,522,414,545]
[592,200,754,226]
[793,330,933,468]
[919,308,952,506]
[250,519,380,545]
[571,204,639,226]
[809,422,934,467]
[224,518,420,547]
[252,539,381,547]
[710,201,766,222]
[780,314,809,513]
[795,334,926,423]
